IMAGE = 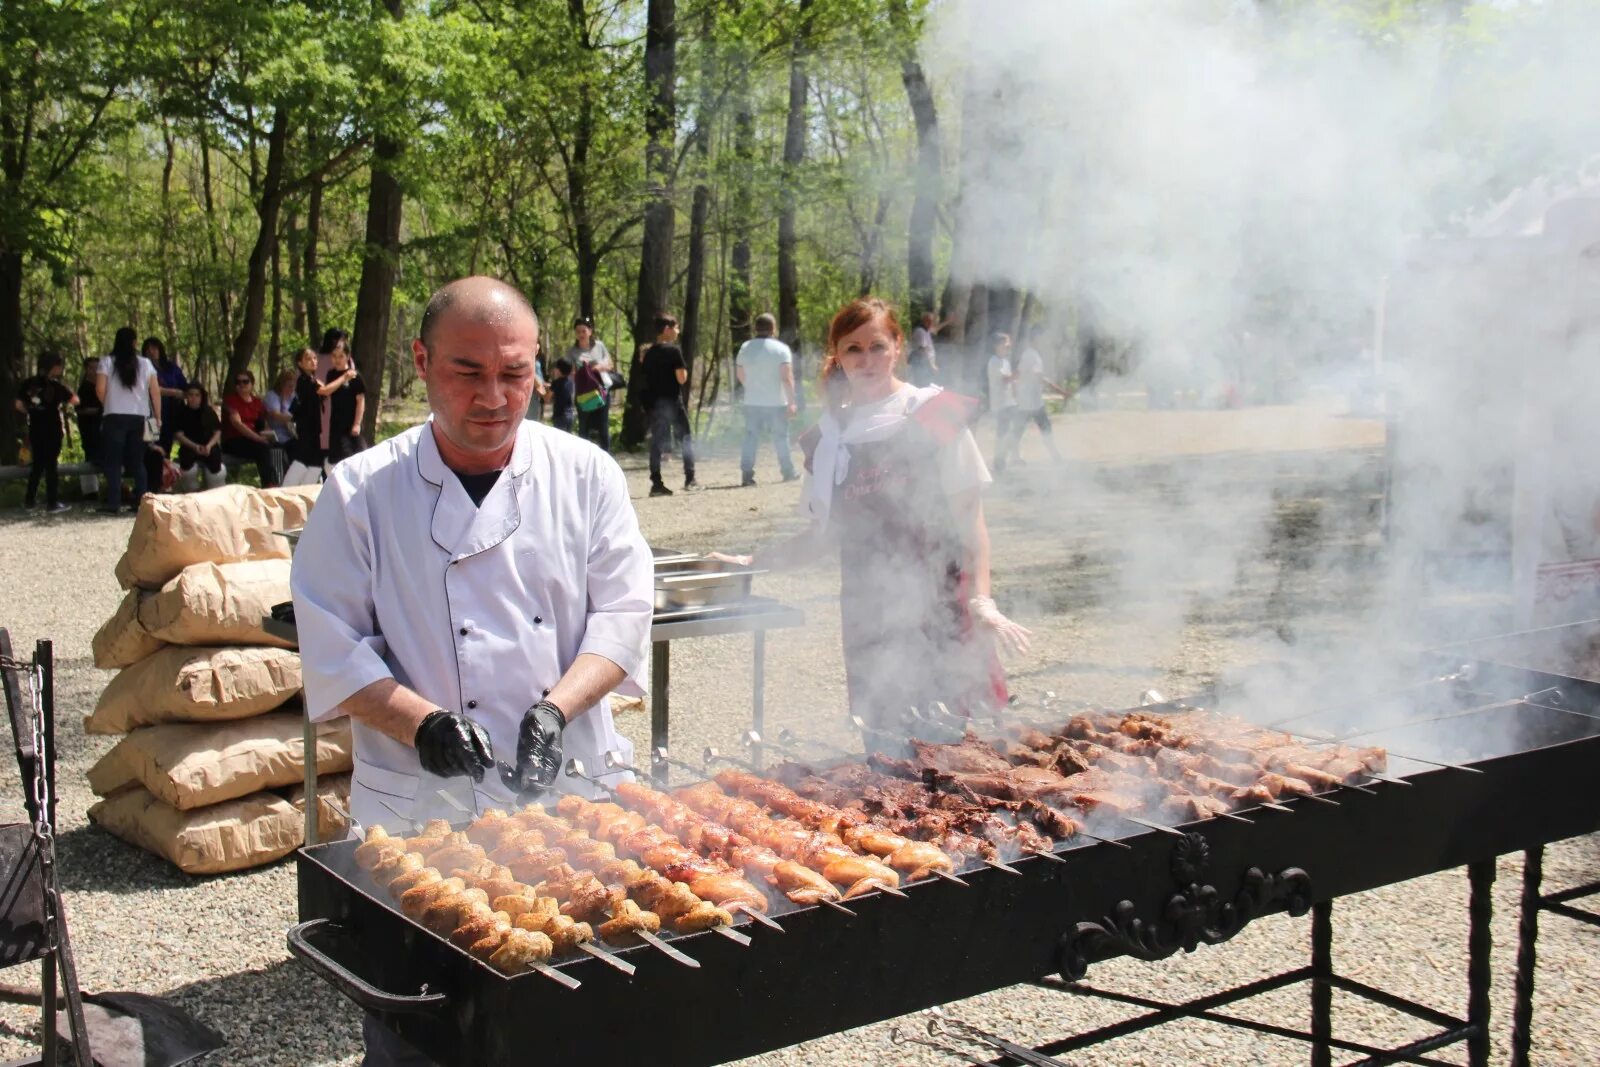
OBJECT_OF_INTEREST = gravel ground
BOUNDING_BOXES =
[0,402,1594,1066]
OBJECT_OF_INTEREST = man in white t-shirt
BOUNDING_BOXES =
[985,332,1018,473]
[1012,331,1063,463]
[735,312,797,486]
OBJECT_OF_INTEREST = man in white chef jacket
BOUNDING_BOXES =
[291,277,652,1067]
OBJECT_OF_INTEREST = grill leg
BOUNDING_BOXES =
[650,641,670,786]
[1511,846,1542,1067]
[1467,859,1495,1067]
[1310,901,1332,1067]
[40,953,56,1064]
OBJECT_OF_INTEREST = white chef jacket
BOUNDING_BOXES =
[290,418,652,828]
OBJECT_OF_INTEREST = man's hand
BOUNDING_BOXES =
[510,700,567,792]
[414,710,495,781]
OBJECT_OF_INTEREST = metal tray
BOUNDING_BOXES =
[654,558,764,611]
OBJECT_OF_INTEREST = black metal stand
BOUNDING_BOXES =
[1511,843,1600,1067]
[1008,861,1496,1067]
[0,632,92,1067]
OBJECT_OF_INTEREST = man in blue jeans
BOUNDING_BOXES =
[735,312,797,487]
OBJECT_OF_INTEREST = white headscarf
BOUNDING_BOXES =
[803,383,945,529]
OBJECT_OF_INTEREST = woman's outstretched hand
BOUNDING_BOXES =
[970,595,1032,656]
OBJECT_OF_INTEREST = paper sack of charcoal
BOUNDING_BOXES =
[85,485,350,874]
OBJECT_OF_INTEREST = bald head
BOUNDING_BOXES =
[420,276,539,348]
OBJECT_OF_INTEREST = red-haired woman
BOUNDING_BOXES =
[714,298,1029,748]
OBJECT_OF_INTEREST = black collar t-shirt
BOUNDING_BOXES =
[454,467,503,508]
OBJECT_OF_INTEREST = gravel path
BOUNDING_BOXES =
[0,403,1593,1066]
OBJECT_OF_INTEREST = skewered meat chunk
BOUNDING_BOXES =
[450,903,510,950]
[486,929,555,973]
[354,826,401,869]
[371,848,423,884]
[388,865,442,897]
[422,887,489,937]
[425,834,486,873]
[400,877,465,921]
[514,910,594,953]
[494,895,559,925]
[597,900,661,945]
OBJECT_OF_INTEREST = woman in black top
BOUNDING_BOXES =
[14,352,77,512]
[325,346,367,465]
[172,384,225,490]
[284,347,351,484]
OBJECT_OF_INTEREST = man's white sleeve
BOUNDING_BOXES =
[579,455,653,696]
[290,473,393,722]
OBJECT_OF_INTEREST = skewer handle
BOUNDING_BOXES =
[528,961,582,990]
[712,924,753,946]
[731,903,784,932]
[636,929,700,968]
[576,941,637,976]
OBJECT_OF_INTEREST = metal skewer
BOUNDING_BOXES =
[819,898,859,916]
[711,925,754,946]
[576,941,637,975]
[1025,847,1068,864]
[633,928,700,968]
[376,799,424,834]
[928,1008,1068,1067]
[731,903,784,932]
[776,727,859,760]
[1122,815,1184,837]
[527,960,583,989]
[1255,664,1478,730]
[703,745,762,774]
[984,856,1024,876]
[651,745,706,780]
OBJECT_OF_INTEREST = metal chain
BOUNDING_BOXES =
[2,656,59,950]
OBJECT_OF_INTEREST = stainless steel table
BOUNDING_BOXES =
[649,597,806,781]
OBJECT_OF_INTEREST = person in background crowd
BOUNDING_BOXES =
[262,368,298,484]
[95,326,162,513]
[316,328,350,453]
[548,357,576,433]
[283,347,350,486]
[1010,328,1064,464]
[735,312,798,487]
[221,370,280,487]
[74,356,103,495]
[145,337,187,455]
[985,332,1018,474]
[526,331,550,423]
[907,311,944,388]
[172,383,226,492]
[263,368,297,444]
[14,351,77,513]
[568,316,613,451]
[326,341,368,465]
[641,313,695,497]
[711,298,1030,751]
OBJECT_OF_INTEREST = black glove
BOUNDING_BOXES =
[413,710,495,782]
[511,700,567,793]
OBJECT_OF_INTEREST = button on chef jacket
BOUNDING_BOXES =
[290,419,653,829]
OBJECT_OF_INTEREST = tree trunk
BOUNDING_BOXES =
[304,170,323,344]
[352,137,404,441]
[777,0,814,380]
[679,2,717,398]
[198,125,234,347]
[228,104,290,384]
[900,49,940,322]
[268,219,283,383]
[622,0,678,449]
[728,60,755,352]
[158,120,179,343]
[286,207,305,341]
[0,249,23,463]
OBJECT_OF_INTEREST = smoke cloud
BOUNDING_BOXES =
[919,0,1600,735]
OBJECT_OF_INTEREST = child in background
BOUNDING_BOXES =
[549,358,576,433]
[14,352,77,512]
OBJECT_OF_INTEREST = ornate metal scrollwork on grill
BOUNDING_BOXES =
[1058,832,1312,981]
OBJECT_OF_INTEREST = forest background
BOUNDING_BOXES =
[0,0,1584,462]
